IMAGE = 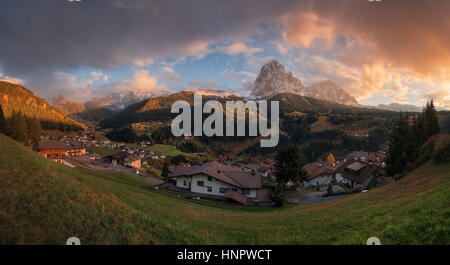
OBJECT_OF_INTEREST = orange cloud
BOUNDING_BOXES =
[282,0,450,83]
[281,12,335,49]
[280,1,450,107]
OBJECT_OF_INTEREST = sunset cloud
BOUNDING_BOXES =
[221,42,263,55]
[0,0,448,108]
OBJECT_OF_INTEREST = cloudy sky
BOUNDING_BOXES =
[0,0,449,108]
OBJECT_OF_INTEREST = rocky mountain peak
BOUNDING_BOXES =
[251,60,309,99]
[307,80,358,106]
[251,60,358,105]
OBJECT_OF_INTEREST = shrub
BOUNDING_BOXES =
[273,193,285,207]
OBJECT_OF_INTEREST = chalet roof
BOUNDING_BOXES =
[170,161,262,189]
[336,159,379,184]
[303,161,335,180]
[37,141,66,150]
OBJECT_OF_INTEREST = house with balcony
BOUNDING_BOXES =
[170,161,271,204]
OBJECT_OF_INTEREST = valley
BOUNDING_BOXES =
[0,133,448,244]
[0,61,449,246]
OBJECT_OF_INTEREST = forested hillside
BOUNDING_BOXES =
[0,81,83,131]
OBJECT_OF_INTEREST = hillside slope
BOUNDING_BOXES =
[102,90,242,127]
[103,90,393,128]
[0,133,448,244]
[0,81,83,129]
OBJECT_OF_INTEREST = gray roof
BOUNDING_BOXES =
[346,161,366,172]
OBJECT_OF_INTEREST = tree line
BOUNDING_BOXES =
[0,104,41,144]
[385,100,441,176]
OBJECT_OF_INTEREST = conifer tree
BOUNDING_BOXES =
[26,116,41,144]
[161,160,170,180]
[0,104,6,134]
[385,112,409,176]
[424,99,440,138]
[9,111,28,142]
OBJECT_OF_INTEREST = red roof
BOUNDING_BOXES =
[303,161,336,180]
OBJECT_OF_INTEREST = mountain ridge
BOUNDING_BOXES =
[0,81,83,130]
[251,60,358,106]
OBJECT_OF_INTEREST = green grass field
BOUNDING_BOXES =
[87,146,118,157]
[0,133,449,244]
[144,144,195,157]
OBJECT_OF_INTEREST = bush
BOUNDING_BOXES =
[273,193,285,207]
[170,154,187,165]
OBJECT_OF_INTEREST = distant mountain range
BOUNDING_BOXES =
[0,81,83,129]
[102,90,242,127]
[102,88,392,128]
[251,60,358,106]
[53,95,86,115]
[54,60,360,119]
[377,103,423,112]
[84,91,151,111]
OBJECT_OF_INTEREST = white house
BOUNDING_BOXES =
[170,161,271,203]
[303,162,336,188]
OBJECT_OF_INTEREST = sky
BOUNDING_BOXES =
[0,0,449,109]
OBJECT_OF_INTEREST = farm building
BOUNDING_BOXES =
[36,141,66,163]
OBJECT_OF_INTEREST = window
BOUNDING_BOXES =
[207,176,212,181]
[242,189,250,195]
[197,181,204,187]
[220,188,227,194]
[207,186,212,192]
[183,180,186,186]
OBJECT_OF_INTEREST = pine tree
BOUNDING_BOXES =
[161,160,170,180]
[424,100,440,138]
[0,104,6,134]
[8,111,27,142]
[415,112,426,144]
[274,145,307,192]
[26,116,41,144]
[385,112,409,176]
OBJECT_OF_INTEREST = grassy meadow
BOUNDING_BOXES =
[0,133,449,244]
[87,146,118,157]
